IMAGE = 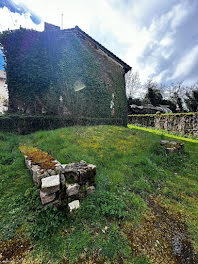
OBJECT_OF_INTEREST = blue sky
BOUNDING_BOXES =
[0,0,198,86]
[0,50,3,70]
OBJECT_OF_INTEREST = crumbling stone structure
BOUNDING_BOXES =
[22,148,96,211]
[160,140,184,153]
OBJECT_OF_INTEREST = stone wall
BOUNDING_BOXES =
[0,27,129,126]
[21,146,96,211]
[79,33,128,125]
[128,113,198,137]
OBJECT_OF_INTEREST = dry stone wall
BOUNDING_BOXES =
[22,148,96,211]
[128,113,198,137]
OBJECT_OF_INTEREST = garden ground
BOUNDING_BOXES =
[0,125,198,263]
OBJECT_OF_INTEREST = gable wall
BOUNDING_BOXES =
[0,29,127,125]
[76,32,127,125]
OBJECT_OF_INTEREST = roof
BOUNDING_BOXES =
[44,23,131,73]
[0,70,6,79]
[73,26,132,73]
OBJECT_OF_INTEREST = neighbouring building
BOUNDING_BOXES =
[0,23,131,125]
[0,69,7,113]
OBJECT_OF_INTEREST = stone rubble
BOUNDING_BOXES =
[68,200,80,212]
[23,152,96,211]
[160,140,184,153]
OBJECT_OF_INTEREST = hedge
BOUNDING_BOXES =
[0,115,123,134]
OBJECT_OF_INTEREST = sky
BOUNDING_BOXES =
[0,0,198,87]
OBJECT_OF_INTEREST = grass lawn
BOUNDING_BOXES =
[0,125,198,263]
[128,124,198,142]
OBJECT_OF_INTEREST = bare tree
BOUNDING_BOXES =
[125,69,142,98]
[164,81,186,111]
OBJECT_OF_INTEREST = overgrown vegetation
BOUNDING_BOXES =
[0,126,198,263]
[0,115,123,134]
[0,28,127,122]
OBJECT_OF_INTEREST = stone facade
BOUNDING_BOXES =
[128,113,198,137]
[0,24,131,126]
[0,70,7,113]
[23,151,96,211]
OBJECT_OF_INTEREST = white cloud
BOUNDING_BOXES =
[1,0,198,88]
[170,1,189,29]
[170,45,198,80]
[134,0,198,85]
[153,69,169,83]
[0,7,42,32]
[160,36,173,47]
[184,76,198,86]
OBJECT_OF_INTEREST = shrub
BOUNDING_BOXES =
[95,191,127,219]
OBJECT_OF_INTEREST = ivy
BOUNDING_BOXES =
[0,28,127,123]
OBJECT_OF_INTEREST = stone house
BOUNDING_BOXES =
[0,69,6,90]
[0,69,7,113]
[0,23,131,125]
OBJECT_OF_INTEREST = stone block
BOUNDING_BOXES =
[40,190,56,205]
[78,169,89,184]
[60,174,66,186]
[80,160,87,165]
[68,200,80,212]
[66,183,80,196]
[49,170,56,176]
[32,165,40,171]
[160,140,170,145]
[88,164,96,172]
[55,165,62,174]
[25,157,32,170]
[43,171,49,177]
[41,175,60,194]
[47,169,52,175]
[37,173,48,187]
[86,186,95,194]
[32,170,40,184]
[88,164,96,183]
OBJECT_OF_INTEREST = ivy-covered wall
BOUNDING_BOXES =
[0,28,128,125]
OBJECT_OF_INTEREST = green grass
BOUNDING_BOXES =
[128,124,198,142]
[0,125,198,263]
